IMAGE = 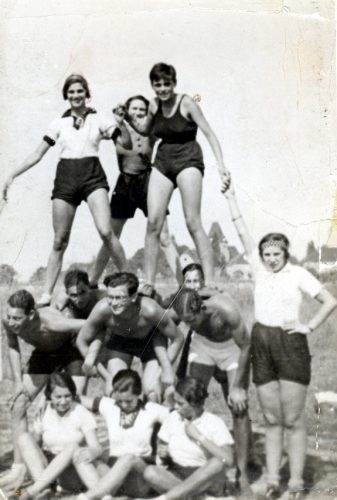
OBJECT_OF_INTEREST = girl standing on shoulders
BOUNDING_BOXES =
[127,63,231,294]
[225,186,337,499]
[2,74,130,305]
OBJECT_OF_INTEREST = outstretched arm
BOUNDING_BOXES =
[224,186,254,259]
[2,141,50,201]
[184,96,230,191]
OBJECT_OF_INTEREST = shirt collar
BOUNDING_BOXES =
[62,107,97,129]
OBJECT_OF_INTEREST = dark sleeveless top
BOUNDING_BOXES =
[152,95,198,144]
[151,94,205,186]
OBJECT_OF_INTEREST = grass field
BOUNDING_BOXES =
[1,281,337,499]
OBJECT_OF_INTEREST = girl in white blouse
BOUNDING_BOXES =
[225,187,337,499]
[78,368,169,500]
[17,372,102,500]
[2,74,131,305]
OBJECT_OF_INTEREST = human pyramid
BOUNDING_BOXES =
[1,64,336,500]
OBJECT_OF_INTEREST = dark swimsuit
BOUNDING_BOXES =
[152,95,205,187]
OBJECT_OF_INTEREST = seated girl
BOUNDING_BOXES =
[77,368,170,500]
[17,372,102,500]
[137,377,234,500]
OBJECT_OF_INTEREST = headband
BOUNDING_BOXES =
[261,240,288,251]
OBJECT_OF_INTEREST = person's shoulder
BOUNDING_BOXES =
[140,295,162,319]
[202,411,226,426]
[208,293,239,319]
[145,401,170,415]
[91,297,111,316]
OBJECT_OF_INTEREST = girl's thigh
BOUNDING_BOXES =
[176,167,203,217]
[147,168,175,223]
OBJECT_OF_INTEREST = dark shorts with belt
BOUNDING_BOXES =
[105,330,164,363]
[251,322,311,386]
[155,140,205,187]
[110,170,151,219]
[52,157,109,207]
[24,340,83,376]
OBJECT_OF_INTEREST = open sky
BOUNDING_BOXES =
[0,0,336,280]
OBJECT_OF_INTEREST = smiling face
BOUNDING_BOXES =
[50,385,73,416]
[184,269,204,292]
[107,284,133,316]
[261,245,287,273]
[6,307,32,335]
[66,82,86,110]
[151,78,176,102]
[127,98,147,120]
[66,283,90,310]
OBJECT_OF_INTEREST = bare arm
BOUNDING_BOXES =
[289,287,337,335]
[2,141,50,201]
[184,96,230,190]
[41,309,85,335]
[76,303,107,367]
[308,288,337,330]
[81,428,103,460]
[6,328,23,385]
[185,421,234,466]
[224,187,255,258]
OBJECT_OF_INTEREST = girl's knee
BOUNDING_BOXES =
[185,215,202,235]
[208,456,224,475]
[263,411,282,427]
[283,412,304,429]
[98,227,112,242]
[143,465,159,484]
[53,233,70,251]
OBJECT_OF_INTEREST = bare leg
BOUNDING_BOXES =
[280,380,308,490]
[72,449,100,490]
[90,218,126,286]
[45,199,76,296]
[81,454,146,500]
[225,369,251,492]
[142,359,162,402]
[257,381,283,486]
[145,169,175,287]
[87,189,126,272]
[106,352,131,395]
[24,447,78,497]
[159,219,181,283]
[143,458,224,500]
[176,168,215,287]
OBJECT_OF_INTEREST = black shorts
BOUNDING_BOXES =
[24,341,83,376]
[155,140,205,187]
[105,330,163,363]
[251,322,311,386]
[52,157,109,207]
[169,462,198,480]
[110,170,151,219]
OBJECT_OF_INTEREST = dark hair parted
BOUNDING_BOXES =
[103,272,139,296]
[8,290,35,315]
[182,263,205,280]
[125,95,149,113]
[45,372,77,401]
[64,269,90,290]
[172,288,203,317]
[62,74,91,100]
[112,369,142,396]
[175,377,208,407]
[149,63,177,84]
[258,233,290,260]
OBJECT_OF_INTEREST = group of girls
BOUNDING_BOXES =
[16,370,234,500]
[2,62,230,303]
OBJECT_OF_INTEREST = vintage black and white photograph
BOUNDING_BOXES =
[0,1,337,499]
